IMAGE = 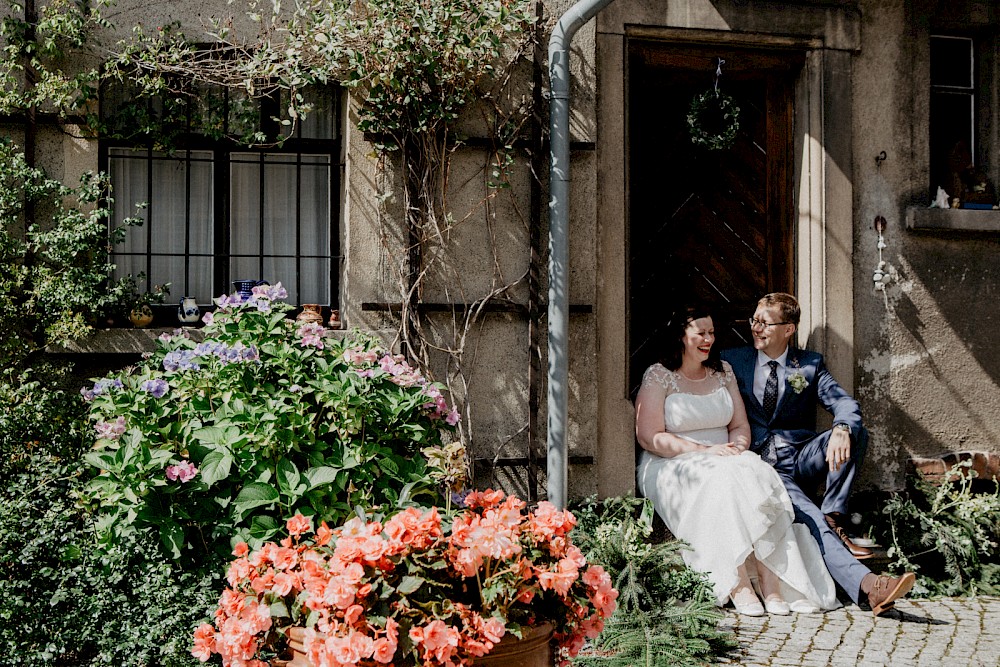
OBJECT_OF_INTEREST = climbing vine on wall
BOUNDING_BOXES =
[110,0,540,470]
[0,0,543,483]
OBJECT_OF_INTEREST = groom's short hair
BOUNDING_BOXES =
[758,292,801,325]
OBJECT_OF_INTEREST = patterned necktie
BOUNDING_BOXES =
[754,360,780,465]
[763,360,779,420]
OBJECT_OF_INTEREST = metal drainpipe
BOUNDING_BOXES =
[547,0,616,509]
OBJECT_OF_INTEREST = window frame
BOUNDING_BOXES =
[99,85,343,308]
[927,31,997,202]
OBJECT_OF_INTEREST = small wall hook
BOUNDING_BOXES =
[875,151,887,168]
[874,215,887,233]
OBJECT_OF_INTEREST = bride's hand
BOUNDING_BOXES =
[708,443,743,456]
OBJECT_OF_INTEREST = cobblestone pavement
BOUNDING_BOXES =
[715,596,1000,666]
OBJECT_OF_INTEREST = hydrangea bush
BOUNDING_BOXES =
[82,284,461,561]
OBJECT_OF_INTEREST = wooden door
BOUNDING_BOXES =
[627,42,802,396]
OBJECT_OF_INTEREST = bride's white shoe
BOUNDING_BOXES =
[764,596,791,615]
[788,599,822,614]
[731,585,765,617]
[733,599,765,617]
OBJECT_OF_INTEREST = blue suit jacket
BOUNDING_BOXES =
[720,346,863,449]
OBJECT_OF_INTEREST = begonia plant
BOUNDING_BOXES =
[192,490,618,667]
[82,283,462,560]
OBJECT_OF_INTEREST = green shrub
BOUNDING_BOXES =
[882,461,1000,597]
[0,452,220,666]
[0,363,89,478]
[0,139,136,369]
[82,287,462,563]
[570,495,735,667]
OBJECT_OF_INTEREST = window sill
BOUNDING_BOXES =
[47,327,207,355]
[46,325,381,356]
[906,206,1000,233]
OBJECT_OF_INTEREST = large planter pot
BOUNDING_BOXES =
[272,623,554,667]
[271,627,309,667]
[474,622,553,667]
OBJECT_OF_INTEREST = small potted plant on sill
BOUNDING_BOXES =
[192,491,619,667]
[124,278,170,328]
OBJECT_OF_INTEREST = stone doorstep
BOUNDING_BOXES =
[907,450,1000,484]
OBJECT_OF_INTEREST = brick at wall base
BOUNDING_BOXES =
[907,451,1000,485]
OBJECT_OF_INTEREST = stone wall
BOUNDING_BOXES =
[852,0,1000,490]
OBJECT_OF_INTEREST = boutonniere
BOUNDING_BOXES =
[787,357,809,394]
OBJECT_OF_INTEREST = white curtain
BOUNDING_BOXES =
[114,148,330,306]
[111,148,214,303]
[231,152,331,305]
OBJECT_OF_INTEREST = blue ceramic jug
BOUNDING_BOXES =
[178,296,201,324]
[232,279,268,300]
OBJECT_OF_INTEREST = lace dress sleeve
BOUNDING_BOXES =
[641,364,678,394]
[719,360,736,389]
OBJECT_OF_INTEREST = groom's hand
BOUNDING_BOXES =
[827,429,852,472]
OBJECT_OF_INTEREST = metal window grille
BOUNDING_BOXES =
[101,85,342,307]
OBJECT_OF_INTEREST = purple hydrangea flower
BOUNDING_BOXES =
[245,297,271,312]
[140,378,170,398]
[81,378,124,402]
[163,350,200,372]
[451,489,471,508]
[214,293,244,309]
[188,340,259,367]
[251,282,288,301]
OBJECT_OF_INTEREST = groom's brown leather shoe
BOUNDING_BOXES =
[864,572,916,616]
[825,513,874,559]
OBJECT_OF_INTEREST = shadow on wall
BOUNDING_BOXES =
[900,243,1000,380]
[880,247,1000,462]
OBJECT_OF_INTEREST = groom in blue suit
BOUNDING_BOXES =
[721,292,914,616]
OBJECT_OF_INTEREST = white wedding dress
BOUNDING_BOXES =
[636,362,838,611]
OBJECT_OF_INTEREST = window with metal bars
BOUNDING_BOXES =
[100,84,342,307]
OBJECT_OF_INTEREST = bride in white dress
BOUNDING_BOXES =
[635,307,838,616]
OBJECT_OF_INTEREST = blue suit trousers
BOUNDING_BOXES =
[772,429,872,604]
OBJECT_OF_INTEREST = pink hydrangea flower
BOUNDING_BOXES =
[94,416,126,440]
[297,322,330,349]
[166,460,198,483]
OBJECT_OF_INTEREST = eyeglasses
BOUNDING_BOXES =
[748,317,791,329]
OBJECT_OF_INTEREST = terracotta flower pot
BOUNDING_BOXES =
[271,623,554,667]
[296,304,324,326]
[473,622,554,667]
[271,626,310,667]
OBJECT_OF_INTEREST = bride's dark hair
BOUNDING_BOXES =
[660,304,723,373]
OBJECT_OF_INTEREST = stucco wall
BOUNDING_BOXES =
[853,0,1000,490]
[338,0,602,496]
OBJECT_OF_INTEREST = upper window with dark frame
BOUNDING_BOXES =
[929,34,977,200]
[101,84,341,307]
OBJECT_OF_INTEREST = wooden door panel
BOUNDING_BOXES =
[627,41,800,397]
